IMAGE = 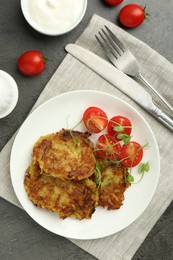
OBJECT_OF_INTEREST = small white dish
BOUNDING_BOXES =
[0,70,18,119]
[10,90,160,240]
[20,0,87,36]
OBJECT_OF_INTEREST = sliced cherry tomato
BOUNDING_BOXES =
[17,50,45,76]
[104,0,123,6]
[95,134,121,160]
[83,107,108,133]
[120,141,143,167]
[118,4,146,28]
[108,116,132,138]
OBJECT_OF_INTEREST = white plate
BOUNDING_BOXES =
[10,90,160,239]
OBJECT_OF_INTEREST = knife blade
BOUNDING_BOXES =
[65,44,173,132]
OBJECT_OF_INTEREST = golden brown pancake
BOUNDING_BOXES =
[24,162,98,220]
[32,129,96,180]
[96,161,131,210]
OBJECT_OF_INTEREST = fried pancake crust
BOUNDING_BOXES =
[98,162,130,210]
[24,162,98,220]
[32,129,96,180]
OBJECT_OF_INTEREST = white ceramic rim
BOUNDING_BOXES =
[0,70,18,119]
[20,0,88,36]
[10,90,160,240]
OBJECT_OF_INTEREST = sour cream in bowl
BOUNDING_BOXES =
[20,0,87,36]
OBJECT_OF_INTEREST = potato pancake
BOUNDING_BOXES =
[24,162,98,220]
[97,161,131,210]
[32,129,96,180]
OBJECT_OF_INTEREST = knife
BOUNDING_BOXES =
[65,44,173,132]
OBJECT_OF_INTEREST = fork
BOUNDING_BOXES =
[95,26,173,115]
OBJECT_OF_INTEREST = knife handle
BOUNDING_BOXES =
[151,107,173,132]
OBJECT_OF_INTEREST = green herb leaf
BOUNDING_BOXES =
[94,162,103,187]
[117,133,131,144]
[94,170,101,186]
[144,162,150,172]
[96,162,103,172]
[134,162,151,184]
[114,125,124,132]
[126,174,134,183]
[138,162,150,174]
[138,162,145,174]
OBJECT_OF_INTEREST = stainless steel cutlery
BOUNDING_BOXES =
[95,26,173,115]
[66,43,173,131]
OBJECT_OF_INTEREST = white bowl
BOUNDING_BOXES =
[20,0,87,36]
[0,70,18,119]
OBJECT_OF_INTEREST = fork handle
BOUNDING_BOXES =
[137,73,173,115]
[150,106,173,132]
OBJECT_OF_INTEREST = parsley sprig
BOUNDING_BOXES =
[113,125,132,144]
[137,162,150,183]
[117,133,131,144]
[126,161,150,184]
[94,162,102,187]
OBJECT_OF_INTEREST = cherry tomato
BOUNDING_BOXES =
[17,50,45,76]
[83,107,108,133]
[118,4,145,28]
[120,141,143,167]
[108,116,132,137]
[104,0,123,6]
[96,134,121,160]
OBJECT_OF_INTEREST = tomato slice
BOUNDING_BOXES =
[108,116,132,138]
[83,107,108,133]
[95,134,121,160]
[120,141,143,167]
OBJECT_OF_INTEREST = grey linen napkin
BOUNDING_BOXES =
[0,14,173,260]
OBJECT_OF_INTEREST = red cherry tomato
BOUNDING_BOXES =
[118,4,145,28]
[17,50,45,76]
[108,116,132,138]
[96,134,121,160]
[83,107,108,133]
[104,0,123,6]
[120,141,143,167]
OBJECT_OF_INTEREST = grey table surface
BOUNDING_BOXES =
[0,0,173,259]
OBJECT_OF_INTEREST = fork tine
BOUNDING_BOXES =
[95,34,117,66]
[96,27,123,60]
[96,30,122,66]
[104,25,127,52]
[101,28,122,56]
